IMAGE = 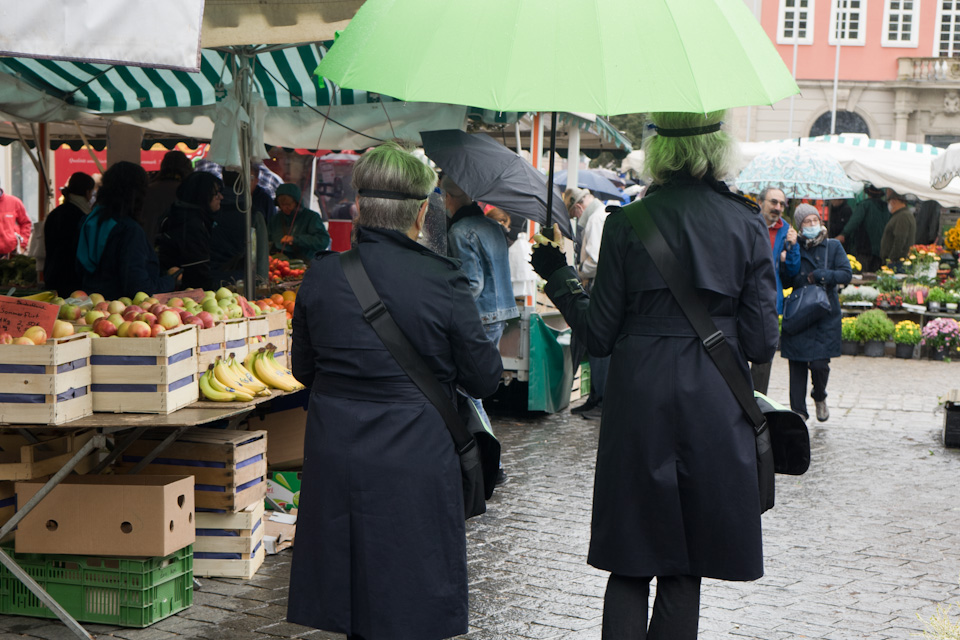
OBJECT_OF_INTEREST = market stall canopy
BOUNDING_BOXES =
[201,0,363,48]
[0,43,471,150]
[0,1,205,71]
[738,136,960,209]
[930,142,960,190]
[481,112,632,158]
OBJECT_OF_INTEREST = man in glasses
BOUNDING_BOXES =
[752,187,799,394]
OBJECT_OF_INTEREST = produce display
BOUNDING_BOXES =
[269,257,306,283]
[253,291,297,320]
[199,346,304,401]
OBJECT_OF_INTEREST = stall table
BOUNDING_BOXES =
[0,389,298,640]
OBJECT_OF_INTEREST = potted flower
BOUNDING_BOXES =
[875,292,903,310]
[893,320,921,359]
[921,317,960,361]
[841,316,859,356]
[855,309,894,357]
[947,289,960,313]
[928,286,948,312]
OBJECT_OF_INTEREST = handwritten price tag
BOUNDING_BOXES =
[0,295,59,337]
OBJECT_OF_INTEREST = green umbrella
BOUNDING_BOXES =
[316,0,799,224]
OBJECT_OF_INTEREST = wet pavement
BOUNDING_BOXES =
[1,354,959,639]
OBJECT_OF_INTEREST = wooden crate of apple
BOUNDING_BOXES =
[0,326,93,425]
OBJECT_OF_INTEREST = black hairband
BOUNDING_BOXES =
[649,122,723,137]
[357,188,429,201]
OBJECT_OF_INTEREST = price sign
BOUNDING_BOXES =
[0,295,59,337]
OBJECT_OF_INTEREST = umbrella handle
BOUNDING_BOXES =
[545,111,559,229]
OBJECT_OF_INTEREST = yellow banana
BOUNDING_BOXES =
[265,347,304,389]
[243,349,259,373]
[253,349,299,391]
[19,290,56,301]
[214,357,259,396]
[200,368,237,402]
[227,354,268,393]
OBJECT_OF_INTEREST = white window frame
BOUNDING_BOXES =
[777,0,815,45]
[934,1,960,57]
[882,1,920,48]
[828,0,867,46]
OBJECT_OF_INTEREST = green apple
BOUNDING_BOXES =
[132,291,149,305]
[201,299,221,314]
[215,287,234,301]
[226,304,243,319]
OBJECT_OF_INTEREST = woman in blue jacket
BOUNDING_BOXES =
[780,203,852,422]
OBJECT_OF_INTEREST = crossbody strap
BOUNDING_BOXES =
[623,200,767,434]
[338,250,476,455]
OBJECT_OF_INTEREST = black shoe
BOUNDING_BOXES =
[495,468,508,486]
[581,405,603,420]
[571,398,599,414]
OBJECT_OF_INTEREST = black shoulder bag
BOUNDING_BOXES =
[623,200,810,514]
[339,250,500,520]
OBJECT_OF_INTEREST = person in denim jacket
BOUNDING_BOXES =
[443,176,517,483]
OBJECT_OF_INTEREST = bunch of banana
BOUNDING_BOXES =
[19,290,56,302]
[214,355,272,398]
[247,344,304,392]
[199,366,255,402]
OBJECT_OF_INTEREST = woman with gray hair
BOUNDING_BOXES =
[287,141,503,640]
[780,203,852,422]
[531,111,779,639]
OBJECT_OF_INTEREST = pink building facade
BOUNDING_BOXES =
[730,0,960,146]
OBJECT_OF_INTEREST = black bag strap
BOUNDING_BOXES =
[338,250,477,455]
[623,200,767,435]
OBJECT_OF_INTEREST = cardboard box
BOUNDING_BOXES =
[15,474,195,557]
[248,404,306,469]
[266,471,301,512]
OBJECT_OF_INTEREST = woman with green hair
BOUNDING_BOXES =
[268,182,330,261]
[531,111,779,639]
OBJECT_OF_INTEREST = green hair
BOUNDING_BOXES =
[352,140,437,233]
[643,111,738,185]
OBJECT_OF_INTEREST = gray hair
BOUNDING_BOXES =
[758,186,785,204]
[440,175,473,210]
[352,140,437,233]
[643,111,737,185]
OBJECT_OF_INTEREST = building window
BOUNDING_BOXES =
[777,0,814,45]
[829,0,867,46]
[809,110,870,137]
[935,1,960,57]
[883,1,919,48]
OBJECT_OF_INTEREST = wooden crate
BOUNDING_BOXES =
[91,325,199,414]
[223,318,248,361]
[247,316,269,352]
[193,501,266,578]
[114,428,267,511]
[197,323,226,375]
[0,430,96,480]
[0,333,92,425]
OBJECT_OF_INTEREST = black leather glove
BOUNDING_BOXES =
[530,241,568,279]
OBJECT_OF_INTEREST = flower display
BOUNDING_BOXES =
[847,254,862,273]
[920,317,960,354]
[841,316,858,342]
[946,223,960,252]
[874,292,903,309]
[894,320,922,346]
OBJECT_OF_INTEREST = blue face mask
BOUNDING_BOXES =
[801,224,821,239]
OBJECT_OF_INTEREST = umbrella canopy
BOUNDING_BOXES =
[315,0,799,116]
[931,142,960,190]
[421,129,572,239]
[736,147,861,199]
[553,170,623,201]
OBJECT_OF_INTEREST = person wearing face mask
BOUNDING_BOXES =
[751,187,800,395]
[780,203,852,422]
[879,189,916,264]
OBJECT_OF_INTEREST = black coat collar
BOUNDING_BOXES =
[646,173,759,214]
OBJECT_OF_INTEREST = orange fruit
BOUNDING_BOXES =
[284,300,295,313]
[281,290,297,303]
[270,293,284,305]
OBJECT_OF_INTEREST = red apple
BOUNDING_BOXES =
[107,300,126,315]
[168,297,184,308]
[186,316,204,328]
[177,308,192,320]
[117,321,132,338]
[122,311,139,323]
[150,323,166,337]
[94,301,110,312]
[93,319,118,338]
[0,333,13,344]
[22,326,47,345]
[128,321,152,338]
[70,290,87,299]
[195,311,215,329]
[138,312,158,325]
[125,305,144,315]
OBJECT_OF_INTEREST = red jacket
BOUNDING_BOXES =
[0,190,31,255]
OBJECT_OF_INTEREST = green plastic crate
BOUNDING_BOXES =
[0,544,193,627]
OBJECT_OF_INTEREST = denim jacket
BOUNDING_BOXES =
[447,204,520,325]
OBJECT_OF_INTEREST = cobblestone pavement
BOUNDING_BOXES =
[1,355,959,639]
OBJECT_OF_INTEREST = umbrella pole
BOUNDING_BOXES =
[545,111,558,230]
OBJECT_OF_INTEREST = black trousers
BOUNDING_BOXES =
[601,574,701,640]
[750,360,772,395]
[788,358,830,417]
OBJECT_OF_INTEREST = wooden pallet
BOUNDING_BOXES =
[114,428,267,511]
[91,325,199,414]
[0,333,93,425]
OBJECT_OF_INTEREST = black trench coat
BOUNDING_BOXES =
[544,175,779,581]
[287,226,502,640]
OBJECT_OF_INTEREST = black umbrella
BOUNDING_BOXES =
[420,129,573,239]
